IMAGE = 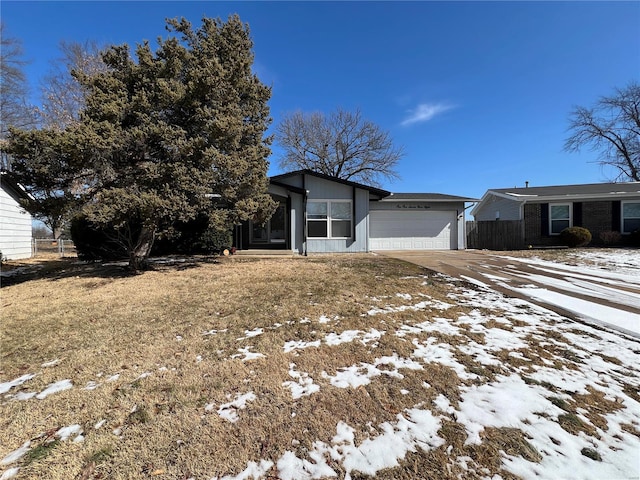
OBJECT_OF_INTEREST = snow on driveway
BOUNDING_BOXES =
[489,250,640,337]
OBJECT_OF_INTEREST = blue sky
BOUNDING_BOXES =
[3,1,639,200]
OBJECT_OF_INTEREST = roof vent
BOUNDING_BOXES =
[525,181,529,188]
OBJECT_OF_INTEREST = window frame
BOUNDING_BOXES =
[621,201,640,234]
[549,203,572,235]
[306,200,353,239]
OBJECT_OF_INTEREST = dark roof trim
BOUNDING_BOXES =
[270,180,307,195]
[379,192,479,202]
[0,170,32,202]
[271,169,391,197]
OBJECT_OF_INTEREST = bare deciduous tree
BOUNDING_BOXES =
[565,82,640,182]
[0,23,36,169]
[277,108,403,186]
[39,40,107,130]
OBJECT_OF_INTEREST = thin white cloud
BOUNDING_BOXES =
[401,103,454,126]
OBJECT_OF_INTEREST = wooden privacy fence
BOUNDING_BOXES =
[466,220,524,250]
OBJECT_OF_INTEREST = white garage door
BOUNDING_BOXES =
[369,210,457,250]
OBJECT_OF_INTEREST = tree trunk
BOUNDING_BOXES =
[128,226,155,271]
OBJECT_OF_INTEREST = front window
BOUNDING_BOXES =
[307,201,352,238]
[622,202,640,234]
[550,204,571,235]
[307,202,328,237]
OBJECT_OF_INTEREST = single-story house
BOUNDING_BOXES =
[233,170,476,254]
[0,171,33,260]
[471,182,640,245]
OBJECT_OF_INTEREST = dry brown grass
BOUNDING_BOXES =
[0,254,636,479]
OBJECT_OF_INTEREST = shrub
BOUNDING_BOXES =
[70,214,128,261]
[72,212,234,260]
[628,229,640,247]
[599,230,622,246]
[152,214,232,255]
[559,226,592,248]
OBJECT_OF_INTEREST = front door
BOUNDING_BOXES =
[251,202,287,244]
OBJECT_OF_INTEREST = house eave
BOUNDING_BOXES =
[379,197,478,203]
[271,169,391,198]
[518,192,640,203]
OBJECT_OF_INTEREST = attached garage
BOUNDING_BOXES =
[369,210,456,250]
[368,193,477,251]
[237,171,477,254]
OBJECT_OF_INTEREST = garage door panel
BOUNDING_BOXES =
[370,210,456,250]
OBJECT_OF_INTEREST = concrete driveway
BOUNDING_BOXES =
[378,250,640,338]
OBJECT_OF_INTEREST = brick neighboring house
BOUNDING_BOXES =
[471,182,640,246]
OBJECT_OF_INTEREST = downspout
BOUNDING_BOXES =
[352,186,356,243]
[520,201,526,245]
[302,174,308,256]
[459,203,478,250]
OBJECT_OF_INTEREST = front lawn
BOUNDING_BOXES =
[1,255,639,479]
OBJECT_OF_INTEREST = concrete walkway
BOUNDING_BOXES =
[378,250,640,338]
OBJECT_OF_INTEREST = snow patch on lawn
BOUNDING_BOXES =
[282,364,320,400]
[231,347,265,362]
[238,328,264,340]
[0,442,30,466]
[206,392,256,423]
[35,379,73,399]
[322,354,423,389]
[0,374,36,395]
[236,408,444,480]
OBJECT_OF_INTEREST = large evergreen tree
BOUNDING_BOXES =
[8,15,275,270]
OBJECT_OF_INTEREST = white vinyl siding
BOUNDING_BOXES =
[622,202,640,234]
[550,204,571,235]
[0,185,33,260]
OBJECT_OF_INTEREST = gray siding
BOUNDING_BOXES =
[275,173,370,253]
[275,175,304,189]
[473,194,522,221]
[307,186,369,253]
[305,176,352,200]
[0,185,32,260]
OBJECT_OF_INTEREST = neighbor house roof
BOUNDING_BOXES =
[270,169,391,198]
[490,182,640,199]
[378,193,478,203]
[471,181,640,216]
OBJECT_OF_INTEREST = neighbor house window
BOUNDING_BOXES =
[307,200,352,238]
[622,202,640,234]
[550,204,571,235]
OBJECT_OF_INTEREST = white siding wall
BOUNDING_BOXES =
[473,194,522,221]
[0,185,33,260]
